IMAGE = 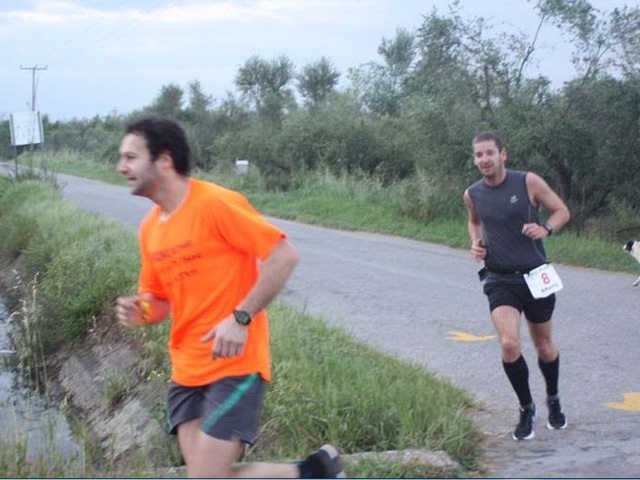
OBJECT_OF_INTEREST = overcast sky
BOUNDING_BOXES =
[0,0,637,121]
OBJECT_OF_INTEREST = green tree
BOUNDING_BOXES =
[235,55,296,124]
[278,94,382,178]
[531,0,638,78]
[149,83,185,119]
[183,80,215,169]
[519,1,640,228]
[186,80,212,116]
[348,28,416,116]
[609,6,640,74]
[211,93,250,135]
[536,77,640,231]
[208,93,252,170]
[297,57,340,109]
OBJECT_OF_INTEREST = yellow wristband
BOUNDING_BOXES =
[139,299,151,324]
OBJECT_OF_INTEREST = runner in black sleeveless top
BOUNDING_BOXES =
[463,131,571,441]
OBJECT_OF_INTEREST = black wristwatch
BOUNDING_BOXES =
[233,309,252,326]
[543,222,553,236]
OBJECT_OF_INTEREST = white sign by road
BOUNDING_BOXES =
[9,111,44,146]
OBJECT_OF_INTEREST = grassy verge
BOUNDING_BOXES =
[0,175,482,477]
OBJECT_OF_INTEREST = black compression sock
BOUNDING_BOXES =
[538,354,560,397]
[503,355,533,406]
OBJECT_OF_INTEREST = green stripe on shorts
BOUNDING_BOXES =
[201,374,259,433]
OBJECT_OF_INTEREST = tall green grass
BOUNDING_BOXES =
[0,180,139,347]
[264,302,480,458]
[232,168,471,248]
[24,149,124,185]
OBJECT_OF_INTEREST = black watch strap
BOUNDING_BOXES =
[543,222,553,236]
[233,309,252,326]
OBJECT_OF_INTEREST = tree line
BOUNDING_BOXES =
[1,0,639,235]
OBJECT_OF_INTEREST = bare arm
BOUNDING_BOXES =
[201,237,300,359]
[463,189,486,262]
[237,237,300,317]
[522,172,571,240]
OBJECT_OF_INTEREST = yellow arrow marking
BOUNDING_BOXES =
[447,331,496,342]
[604,393,640,412]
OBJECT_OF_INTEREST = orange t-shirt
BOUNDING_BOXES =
[137,178,285,386]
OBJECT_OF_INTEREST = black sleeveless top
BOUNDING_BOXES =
[468,169,547,273]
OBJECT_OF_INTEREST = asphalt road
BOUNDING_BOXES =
[56,172,640,478]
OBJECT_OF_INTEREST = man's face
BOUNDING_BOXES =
[472,140,507,181]
[117,133,157,196]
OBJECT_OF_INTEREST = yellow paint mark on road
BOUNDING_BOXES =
[447,331,496,342]
[605,393,640,412]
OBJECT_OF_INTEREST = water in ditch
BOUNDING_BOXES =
[0,294,84,468]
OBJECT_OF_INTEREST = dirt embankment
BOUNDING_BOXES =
[0,254,172,467]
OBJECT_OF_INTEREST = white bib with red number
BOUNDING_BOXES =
[524,263,563,299]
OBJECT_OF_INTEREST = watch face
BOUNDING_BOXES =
[234,310,251,325]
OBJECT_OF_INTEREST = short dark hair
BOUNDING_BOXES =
[125,116,191,176]
[472,131,504,152]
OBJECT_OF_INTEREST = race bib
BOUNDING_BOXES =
[524,263,563,299]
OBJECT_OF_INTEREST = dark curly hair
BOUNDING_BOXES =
[125,116,191,176]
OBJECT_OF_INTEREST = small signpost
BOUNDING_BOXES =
[8,110,45,174]
[235,158,249,175]
[9,111,44,148]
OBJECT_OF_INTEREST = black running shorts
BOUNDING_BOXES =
[167,373,265,443]
[483,280,556,324]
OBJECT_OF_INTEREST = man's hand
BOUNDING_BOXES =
[201,315,248,360]
[470,238,487,261]
[522,222,548,240]
[115,296,146,328]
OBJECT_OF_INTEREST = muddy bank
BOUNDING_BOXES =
[0,255,173,469]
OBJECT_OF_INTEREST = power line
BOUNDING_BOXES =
[35,0,134,65]
[39,0,184,68]
[20,65,48,111]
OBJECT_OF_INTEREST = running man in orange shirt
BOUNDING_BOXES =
[115,116,343,478]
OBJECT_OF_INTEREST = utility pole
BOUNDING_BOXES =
[20,65,48,111]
